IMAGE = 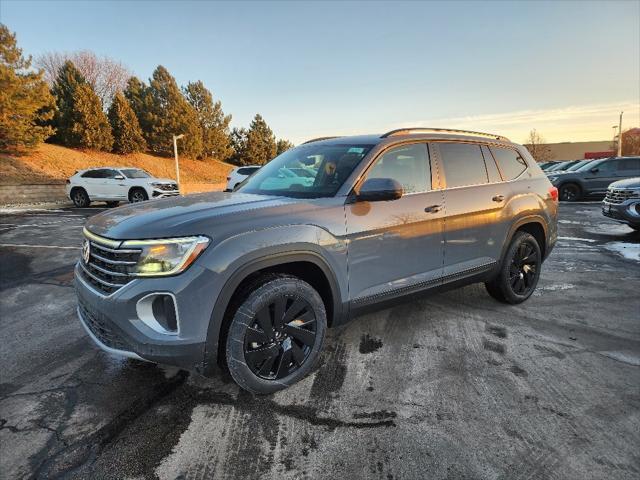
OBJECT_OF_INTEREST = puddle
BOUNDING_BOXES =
[604,242,640,262]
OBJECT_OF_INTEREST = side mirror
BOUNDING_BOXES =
[590,168,599,173]
[356,178,403,202]
[114,175,125,180]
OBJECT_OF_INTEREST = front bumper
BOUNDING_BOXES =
[602,199,640,226]
[151,188,180,199]
[74,260,217,373]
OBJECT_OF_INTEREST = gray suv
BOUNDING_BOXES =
[75,128,558,393]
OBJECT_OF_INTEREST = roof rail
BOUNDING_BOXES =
[302,136,342,144]
[381,127,510,142]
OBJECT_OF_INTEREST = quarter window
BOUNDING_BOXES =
[490,147,528,180]
[439,143,488,188]
[365,143,431,194]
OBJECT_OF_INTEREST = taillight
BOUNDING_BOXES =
[66,179,70,184]
[549,186,558,202]
[226,177,231,181]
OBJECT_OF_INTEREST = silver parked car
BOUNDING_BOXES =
[74,128,558,393]
[602,177,640,230]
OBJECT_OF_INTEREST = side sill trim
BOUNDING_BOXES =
[77,307,147,361]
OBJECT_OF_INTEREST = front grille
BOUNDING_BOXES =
[79,301,127,350]
[605,188,636,204]
[156,183,178,191]
[79,231,141,295]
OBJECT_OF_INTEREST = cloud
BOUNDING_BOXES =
[403,101,640,143]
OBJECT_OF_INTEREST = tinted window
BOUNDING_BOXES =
[238,143,374,198]
[439,143,488,188]
[594,160,618,173]
[491,147,528,180]
[237,167,259,175]
[481,145,502,182]
[121,169,151,178]
[102,169,119,179]
[620,158,640,171]
[81,170,100,178]
[365,143,431,194]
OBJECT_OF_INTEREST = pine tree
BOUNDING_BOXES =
[183,80,233,160]
[229,127,248,165]
[276,139,295,156]
[244,114,277,165]
[108,92,146,154]
[145,66,202,157]
[124,76,154,140]
[0,24,55,151]
[51,60,113,150]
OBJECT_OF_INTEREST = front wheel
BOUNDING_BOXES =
[226,275,327,394]
[129,188,148,203]
[559,183,581,201]
[485,231,542,304]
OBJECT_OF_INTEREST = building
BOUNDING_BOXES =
[545,141,613,161]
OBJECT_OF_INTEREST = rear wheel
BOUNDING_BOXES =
[129,188,148,203]
[225,274,326,394]
[71,188,90,208]
[559,183,581,201]
[485,231,542,304]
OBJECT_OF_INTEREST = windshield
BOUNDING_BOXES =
[237,143,374,198]
[121,169,151,179]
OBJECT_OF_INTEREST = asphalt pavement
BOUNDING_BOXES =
[0,202,639,480]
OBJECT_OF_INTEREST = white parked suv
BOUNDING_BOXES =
[66,167,179,207]
[225,165,261,191]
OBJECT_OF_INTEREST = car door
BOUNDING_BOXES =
[79,169,105,199]
[583,160,620,194]
[617,157,640,180]
[435,142,511,278]
[345,142,445,305]
[99,169,127,199]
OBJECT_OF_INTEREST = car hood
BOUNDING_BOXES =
[85,191,298,239]
[147,178,176,184]
[609,177,640,189]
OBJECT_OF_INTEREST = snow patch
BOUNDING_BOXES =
[604,242,640,262]
[558,236,597,243]
[533,283,576,296]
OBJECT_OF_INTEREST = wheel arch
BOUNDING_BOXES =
[202,251,344,376]
[69,186,89,199]
[500,215,549,264]
[128,186,148,200]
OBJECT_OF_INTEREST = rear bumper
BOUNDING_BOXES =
[602,199,640,226]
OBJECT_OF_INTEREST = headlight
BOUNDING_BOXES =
[122,236,209,277]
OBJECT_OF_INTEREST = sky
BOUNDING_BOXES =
[2,0,639,145]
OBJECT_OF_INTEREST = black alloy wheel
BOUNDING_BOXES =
[559,183,580,201]
[244,296,317,380]
[509,241,538,296]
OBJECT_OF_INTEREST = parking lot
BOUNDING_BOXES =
[0,202,639,480]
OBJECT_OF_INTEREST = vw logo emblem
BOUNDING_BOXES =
[82,240,91,264]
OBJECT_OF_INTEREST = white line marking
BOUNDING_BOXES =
[0,243,80,250]
[557,236,597,243]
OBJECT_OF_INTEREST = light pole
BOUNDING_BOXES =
[617,111,624,157]
[612,125,618,152]
[173,134,184,194]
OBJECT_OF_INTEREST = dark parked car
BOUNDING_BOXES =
[548,157,640,201]
[74,128,558,393]
[602,177,640,230]
[546,160,581,172]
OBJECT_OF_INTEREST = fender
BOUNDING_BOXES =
[201,249,345,377]
[497,214,549,267]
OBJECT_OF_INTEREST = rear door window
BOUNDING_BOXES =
[481,145,502,182]
[238,167,259,175]
[620,158,640,171]
[438,142,488,188]
[81,170,100,178]
[490,147,528,180]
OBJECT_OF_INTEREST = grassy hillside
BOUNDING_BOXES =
[0,143,233,187]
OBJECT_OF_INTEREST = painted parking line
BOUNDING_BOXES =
[0,243,80,250]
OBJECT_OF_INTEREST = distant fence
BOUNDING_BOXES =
[0,183,225,206]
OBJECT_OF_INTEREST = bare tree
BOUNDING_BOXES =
[621,128,640,156]
[36,50,130,107]
[524,129,553,162]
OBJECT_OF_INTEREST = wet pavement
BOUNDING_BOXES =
[1,203,639,479]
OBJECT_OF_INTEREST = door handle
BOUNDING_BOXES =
[492,195,504,202]
[424,204,442,213]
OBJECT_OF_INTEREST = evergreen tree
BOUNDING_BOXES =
[145,66,202,157]
[244,114,277,165]
[108,91,146,154]
[124,76,154,140]
[276,139,295,156]
[229,127,248,165]
[51,60,112,150]
[0,24,55,151]
[183,80,233,160]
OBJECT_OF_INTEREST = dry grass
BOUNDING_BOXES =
[0,143,233,186]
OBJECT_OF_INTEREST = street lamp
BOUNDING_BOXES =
[612,125,618,152]
[617,111,624,157]
[173,134,185,194]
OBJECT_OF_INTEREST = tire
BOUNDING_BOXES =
[129,188,148,203]
[485,231,542,304]
[71,188,91,208]
[558,183,581,202]
[225,274,327,394]
[106,201,119,208]
[630,225,640,231]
